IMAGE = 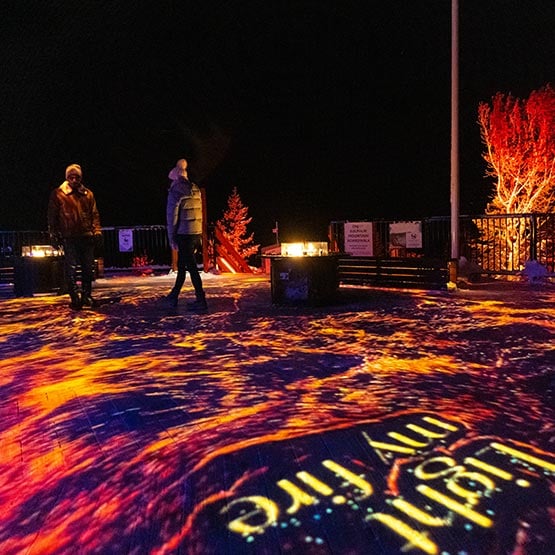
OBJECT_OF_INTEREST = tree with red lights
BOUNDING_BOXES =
[478,84,555,214]
[477,85,555,271]
[217,186,259,261]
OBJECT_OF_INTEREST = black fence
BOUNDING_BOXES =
[0,225,171,270]
[100,225,171,268]
[0,226,172,290]
[1,214,554,287]
[329,213,555,275]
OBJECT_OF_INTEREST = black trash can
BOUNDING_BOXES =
[269,255,339,306]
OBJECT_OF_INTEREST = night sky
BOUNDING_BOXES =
[2,1,554,245]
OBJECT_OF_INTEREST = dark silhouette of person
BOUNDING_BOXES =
[165,158,207,310]
[48,164,102,309]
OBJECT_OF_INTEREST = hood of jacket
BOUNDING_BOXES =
[169,177,193,197]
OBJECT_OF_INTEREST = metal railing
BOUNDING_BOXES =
[1,214,554,282]
[0,230,52,257]
[329,213,555,275]
[100,225,171,268]
[0,225,171,270]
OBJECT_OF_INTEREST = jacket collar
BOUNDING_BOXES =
[60,181,86,195]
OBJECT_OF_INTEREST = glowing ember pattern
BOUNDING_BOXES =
[0,275,553,554]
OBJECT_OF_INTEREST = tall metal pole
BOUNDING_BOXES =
[450,0,460,262]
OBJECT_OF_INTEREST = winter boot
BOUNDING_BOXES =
[164,290,179,307]
[186,292,207,312]
[81,282,95,308]
[68,275,82,310]
[69,291,82,310]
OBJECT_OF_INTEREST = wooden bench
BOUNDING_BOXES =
[337,256,449,290]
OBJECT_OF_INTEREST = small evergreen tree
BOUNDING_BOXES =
[217,186,259,260]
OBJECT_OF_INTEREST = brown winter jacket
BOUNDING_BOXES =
[47,181,101,238]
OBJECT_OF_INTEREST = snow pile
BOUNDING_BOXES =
[458,256,483,283]
[521,259,549,283]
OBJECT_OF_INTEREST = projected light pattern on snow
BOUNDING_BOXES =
[0,275,553,554]
[184,412,554,554]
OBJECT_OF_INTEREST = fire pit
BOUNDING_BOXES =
[266,242,339,305]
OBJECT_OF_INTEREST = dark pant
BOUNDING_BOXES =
[63,236,95,297]
[171,234,205,299]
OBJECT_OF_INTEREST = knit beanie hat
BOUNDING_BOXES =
[65,164,82,178]
[168,159,188,180]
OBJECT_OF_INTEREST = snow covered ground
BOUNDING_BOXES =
[0,273,553,554]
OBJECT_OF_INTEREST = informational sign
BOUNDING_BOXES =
[118,229,134,252]
[389,221,423,249]
[344,222,373,256]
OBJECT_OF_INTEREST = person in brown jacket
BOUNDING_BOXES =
[47,163,102,309]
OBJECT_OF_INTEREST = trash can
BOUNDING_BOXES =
[13,256,64,297]
[269,255,339,305]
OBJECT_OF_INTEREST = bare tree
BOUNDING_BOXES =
[476,85,555,272]
[478,84,555,214]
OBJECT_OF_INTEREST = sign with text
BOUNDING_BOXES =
[118,229,134,252]
[344,222,373,256]
[390,221,423,249]
[181,410,554,554]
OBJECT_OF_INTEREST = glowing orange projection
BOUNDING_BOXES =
[0,274,553,554]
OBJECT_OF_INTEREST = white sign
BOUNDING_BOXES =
[389,221,422,249]
[118,229,134,252]
[344,222,373,256]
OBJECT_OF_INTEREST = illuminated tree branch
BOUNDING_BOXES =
[478,84,555,215]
